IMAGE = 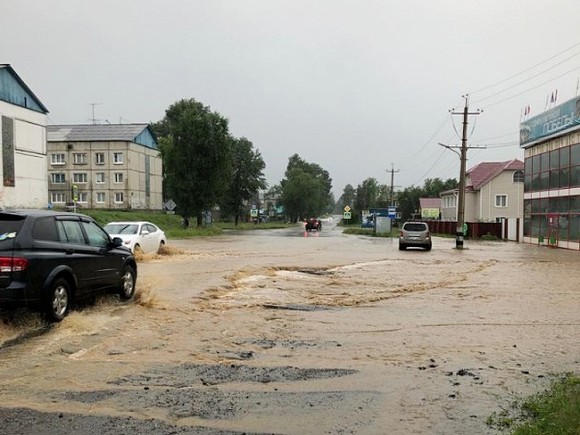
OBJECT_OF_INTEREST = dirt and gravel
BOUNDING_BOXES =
[0,219,578,434]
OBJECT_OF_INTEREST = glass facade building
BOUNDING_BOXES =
[521,97,580,250]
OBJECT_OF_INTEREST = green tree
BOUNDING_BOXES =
[221,137,267,225]
[423,177,457,197]
[396,178,457,221]
[354,177,381,211]
[280,154,333,222]
[155,98,231,226]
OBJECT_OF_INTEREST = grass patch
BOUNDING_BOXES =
[487,373,580,434]
[80,209,294,238]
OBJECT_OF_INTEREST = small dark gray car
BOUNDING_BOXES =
[0,210,137,321]
[399,221,432,251]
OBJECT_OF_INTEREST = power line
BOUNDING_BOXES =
[479,65,580,109]
[470,41,580,96]
[472,51,580,104]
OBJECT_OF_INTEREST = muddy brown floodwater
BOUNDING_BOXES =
[0,218,578,435]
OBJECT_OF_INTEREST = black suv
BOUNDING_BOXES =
[0,210,137,321]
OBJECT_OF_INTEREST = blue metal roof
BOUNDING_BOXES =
[0,64,48,113]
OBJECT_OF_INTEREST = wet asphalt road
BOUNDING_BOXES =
[0,219,578,434]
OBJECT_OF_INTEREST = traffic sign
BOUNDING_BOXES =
[344,205,351,212]
[343,211,352,219]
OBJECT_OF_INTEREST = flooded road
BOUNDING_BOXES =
[0,219,578,434]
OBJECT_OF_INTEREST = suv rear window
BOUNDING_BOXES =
[0,214,25,245]
[403,223,427,232]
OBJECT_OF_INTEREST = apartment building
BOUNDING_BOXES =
[47,124,162,210]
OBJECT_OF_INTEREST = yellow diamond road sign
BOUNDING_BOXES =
[344,205,351,212]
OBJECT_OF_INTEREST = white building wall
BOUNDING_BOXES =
[478,171,523,221]
[0,100,48,208]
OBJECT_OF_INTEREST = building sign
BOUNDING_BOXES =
[520,97,580,148]
[421,208,439,219]
[2,116,15,187]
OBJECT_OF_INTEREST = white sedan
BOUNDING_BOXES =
[104,221,166,254]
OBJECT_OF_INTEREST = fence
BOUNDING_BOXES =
[424,220,503,239]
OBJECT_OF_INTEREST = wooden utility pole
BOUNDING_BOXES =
[448,95,483,249]
[387,163,399,207]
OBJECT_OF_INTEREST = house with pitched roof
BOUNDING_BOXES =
[440,159,524,222]
[0,64,49,208]
[419,197,441,219]
[46,124,162,210]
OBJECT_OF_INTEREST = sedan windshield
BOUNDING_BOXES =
[104,224,139,235]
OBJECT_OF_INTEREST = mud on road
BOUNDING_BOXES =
[0,222,578,434]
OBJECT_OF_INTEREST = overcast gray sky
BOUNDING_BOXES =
[2,1,579,197]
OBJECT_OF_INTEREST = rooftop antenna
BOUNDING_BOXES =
[89,102,102,124]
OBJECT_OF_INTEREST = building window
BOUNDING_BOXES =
[50,153,65,165]
[114,172,124,183]
[513,170,524,183]
[51,192,66,203]
[73,153,87,164]
[73,173,88,183]
[95,172,105,184]
[443,195,456,208]
[78,192,88,203]
[113,152,124,164]
[51,173,65,184]
[495,195,508,207]
[95,152,105,165]
[114,192,124,203]
[96,192,106,203]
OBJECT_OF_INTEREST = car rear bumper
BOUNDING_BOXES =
[0,283,42,306]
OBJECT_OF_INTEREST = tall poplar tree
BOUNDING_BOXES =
[155,99,231,226]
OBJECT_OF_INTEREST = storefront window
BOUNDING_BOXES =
[540,152,550,172]
[549,198,558,213]
[559,167,569,188]
[524,174,532,192]
[531,198,540,214]
[571,143,580,166]
[560,146,570,166]
[558,197,569,213]
[549,170,559,189]
[540,171,549,190]
[532,154,540,173]
[572,165,580,187]
[550,149,559,169]
[569,215,580,241]
[524,157,533,174]
[571,196,580,213]
[540,198,549,213]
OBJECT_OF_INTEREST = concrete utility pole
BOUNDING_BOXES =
[447,95,483,249]
[387,163,399,206]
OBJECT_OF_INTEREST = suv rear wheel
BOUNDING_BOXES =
[119,265,136,300]
[45,278,71,322]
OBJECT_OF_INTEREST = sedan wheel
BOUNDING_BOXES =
[119,265,136,300]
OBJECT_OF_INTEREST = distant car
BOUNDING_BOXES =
[361,214,375,229]
[104,221,166,254]
[0,210,137,321]
[305,217,322,231]
[399,221,432,251]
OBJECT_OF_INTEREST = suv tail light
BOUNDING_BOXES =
[0,257,29,272]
